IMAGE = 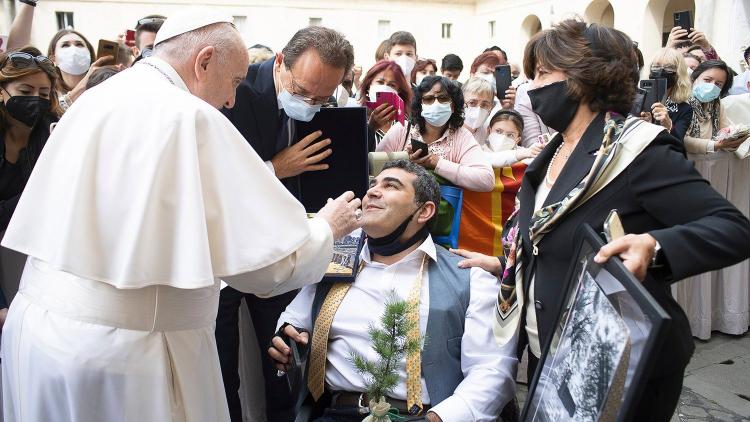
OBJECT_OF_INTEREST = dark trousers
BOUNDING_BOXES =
[215,286,299,422]
[526,350,684,422]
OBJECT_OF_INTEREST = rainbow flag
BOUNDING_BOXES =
[458,163,527,256]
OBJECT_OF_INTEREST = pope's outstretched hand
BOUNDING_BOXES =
[317,191,362,240]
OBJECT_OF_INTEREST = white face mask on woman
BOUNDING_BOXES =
[368,84,398,102]
[56,46,91,76]
[464,106,490,129]
[486,133,518,152]
[477,72,496,90]
[421,102,452,127]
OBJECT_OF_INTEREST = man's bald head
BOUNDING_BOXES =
[154,23,249,109]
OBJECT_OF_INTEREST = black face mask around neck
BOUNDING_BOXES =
[528,80,580,133]
[367,205,430,257]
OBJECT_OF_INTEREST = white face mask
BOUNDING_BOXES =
[56,46,91,76]
[368,84,398,102]
[477,72,496,90]
[393,55,416,79]
[421,101,452,127]
[487,133,518,152]
[464,106,490,129]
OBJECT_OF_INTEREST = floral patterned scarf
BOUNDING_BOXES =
[497,113,629,319]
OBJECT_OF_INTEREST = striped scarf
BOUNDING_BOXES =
[688,96,720,139]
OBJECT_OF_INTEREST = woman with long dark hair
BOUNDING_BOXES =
[0,46,61,325]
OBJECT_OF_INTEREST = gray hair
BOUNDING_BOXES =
[154,22,246,66]
[281,26,354,74]
[381,160,441,224]
[462,76,495,99]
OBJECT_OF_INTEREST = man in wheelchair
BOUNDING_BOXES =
[269,160,518,422]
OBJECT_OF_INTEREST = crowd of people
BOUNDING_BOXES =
[0,3,750,422]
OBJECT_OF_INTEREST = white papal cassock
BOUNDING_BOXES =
[0,57,334,421]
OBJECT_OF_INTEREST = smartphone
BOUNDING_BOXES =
[97,39,119,64]
[494,65,513,101]
[639,79,667,112]
[125,30,136,48]
[603,209,625,243]
[630,88,647,116]
[411,139,429,158]
[283,337,306,394]
[376,91,406,125]
[673,11,693,39]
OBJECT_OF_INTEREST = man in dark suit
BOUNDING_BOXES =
[219,26,354,422]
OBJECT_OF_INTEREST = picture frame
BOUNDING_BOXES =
[522,224,671,422]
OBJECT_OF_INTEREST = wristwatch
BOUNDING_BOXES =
[650,240,663,268]
[19,0,37,6]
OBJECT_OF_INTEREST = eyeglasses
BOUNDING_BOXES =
[136,17,165,28]
[465,99,493,110]
[422,94,451,105]
[2,52,57,75]
[284,69,331,106]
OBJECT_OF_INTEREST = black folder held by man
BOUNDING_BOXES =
[294,107,370,212]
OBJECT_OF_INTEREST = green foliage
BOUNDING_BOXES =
[349,293,425,403]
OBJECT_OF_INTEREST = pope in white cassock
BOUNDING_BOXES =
[0,11,362,422]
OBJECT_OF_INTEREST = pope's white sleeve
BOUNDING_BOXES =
[222,217,333,297]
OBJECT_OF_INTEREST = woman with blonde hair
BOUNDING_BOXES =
[645,47,694,141]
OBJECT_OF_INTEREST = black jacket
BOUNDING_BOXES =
[516,113,750,377]
[222,59,281,162]
[0,113,57,308]
[221,59,303,197]
[669,101,693,142]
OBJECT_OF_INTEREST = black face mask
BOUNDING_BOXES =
[2,95,50,128]
[528,80,580,133]
[367,205,430,257]
[649,69,677,90]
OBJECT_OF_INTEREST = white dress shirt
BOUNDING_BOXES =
[277,235,518,421]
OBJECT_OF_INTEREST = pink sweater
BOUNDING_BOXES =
[376,124,495,192]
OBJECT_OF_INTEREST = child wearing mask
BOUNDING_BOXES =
[483,110,542,168]
[383,31,418,84]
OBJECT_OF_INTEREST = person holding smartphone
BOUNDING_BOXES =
[376,76,494,192]
[358,60,413,151]
[640,48,694,142]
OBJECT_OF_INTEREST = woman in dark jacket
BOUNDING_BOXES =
[454,19,750,421]
[0,46,60,317]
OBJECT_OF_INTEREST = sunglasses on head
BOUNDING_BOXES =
[3,52,57,75]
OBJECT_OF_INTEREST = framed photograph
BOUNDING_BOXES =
[307,217,365,283]
[522,224,671,422]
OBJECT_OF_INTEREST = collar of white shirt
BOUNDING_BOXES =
[140,56,190,93]
[360,233,438,267]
